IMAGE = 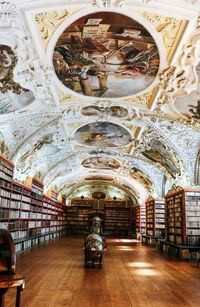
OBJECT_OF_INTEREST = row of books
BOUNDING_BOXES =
[0,188,10,197]
[0,160,13,171]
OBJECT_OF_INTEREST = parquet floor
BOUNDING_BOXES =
[4,237,200,306]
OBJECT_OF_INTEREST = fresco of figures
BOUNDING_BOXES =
[74,121,132,147]
[82,156,120,169]
[16,134,60,175]
[81,105,128,117]
[130,167,152,188]
[53,12,159,98]
[142,139,180,178]
[0,45,35,114]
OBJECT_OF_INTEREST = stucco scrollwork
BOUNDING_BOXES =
[35,8,83,51]
[92,0,124,8]
[143,12,182,59]
[12,36,54,105]
[156,28,200,112]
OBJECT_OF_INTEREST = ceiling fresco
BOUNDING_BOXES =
[82,156,120,169]
[81,105,128,118]
[53,11,159,98]
[142,139,180,179]
[0,45,35,113]
[0,0,200,205]
[130,167,153,190]
[74,121,132,147]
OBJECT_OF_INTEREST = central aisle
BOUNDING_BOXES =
[5,237,200,306]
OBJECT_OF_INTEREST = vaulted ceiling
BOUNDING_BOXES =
[0,0,200,205]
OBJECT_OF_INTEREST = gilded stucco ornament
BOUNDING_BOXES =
[35,8,83,51]
[142,12,183,60]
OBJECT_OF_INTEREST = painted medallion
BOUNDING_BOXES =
[53,12,159,98]
[82,156,120,169]
[74,121,132,147]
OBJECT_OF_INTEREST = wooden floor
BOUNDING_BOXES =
[4,237,200,307]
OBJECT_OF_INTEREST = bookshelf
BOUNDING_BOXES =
[0,156,67,253]
[146,199,165,237]
[165,189,200,246]
[0,156,14,233]
[66,199,130,236]
[130,206,136,236]
[136,204,146,234]
[142,199,165,246]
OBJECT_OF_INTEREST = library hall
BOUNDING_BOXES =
[1,0,200,306]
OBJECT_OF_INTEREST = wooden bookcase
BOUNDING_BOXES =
[67,199,130,236]
[130,206,136,235]
[165,189,200,246]
[0,156,67,253]
[0,156,14,231]
[136,204,146,234]
[146,199,165,237]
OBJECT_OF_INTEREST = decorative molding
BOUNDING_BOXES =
[12,35,55,105]
[0,1,19,28]
[123,88,157,109]
[142,12,183,60]
[92,0,124,8]
[166,184,184,196]
[156,25,200,110]
[35,8,83,51]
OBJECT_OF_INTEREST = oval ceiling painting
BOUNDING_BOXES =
[53,12,159,98]
[81,105,128,117]
[82,156,120,169]
[74,121,131,147]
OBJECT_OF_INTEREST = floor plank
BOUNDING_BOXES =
[4,237,200,307]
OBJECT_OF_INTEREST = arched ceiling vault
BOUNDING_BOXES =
[1,0,200,204]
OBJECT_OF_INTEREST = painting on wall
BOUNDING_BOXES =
[16,134,60,175]
[174,99,200,121]
[82,156,120,169]
[74,121,132,147]
[0,132,10,160]
[0,45,35,114]
[130,167,152,187]
[142,139,180,178]
[53,11,159,98]
[81,105,128,118]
